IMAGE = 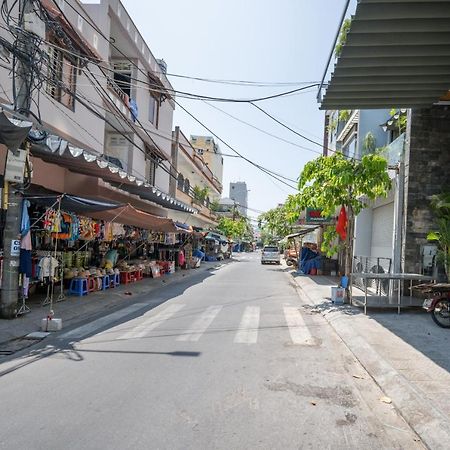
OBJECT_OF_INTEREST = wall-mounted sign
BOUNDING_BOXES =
[305,208,332,224]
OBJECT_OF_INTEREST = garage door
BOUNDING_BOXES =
[371,202,394,259]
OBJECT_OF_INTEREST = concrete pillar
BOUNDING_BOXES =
[403,106,450,274]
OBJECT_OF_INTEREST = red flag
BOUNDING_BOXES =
[336,205,347,240]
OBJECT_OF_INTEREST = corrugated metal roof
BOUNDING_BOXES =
[319,0,450,110]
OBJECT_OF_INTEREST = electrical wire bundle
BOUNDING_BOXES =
[0,0,332,195]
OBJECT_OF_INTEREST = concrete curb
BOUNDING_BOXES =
[291,273,450,450]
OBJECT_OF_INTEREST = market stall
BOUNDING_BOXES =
[5,193,194,315]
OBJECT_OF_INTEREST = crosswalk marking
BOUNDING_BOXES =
[177,305,223,342]
[59,303,147,340]
[283,306,313,345]
[234,306,260,344]
[116,303,186,340]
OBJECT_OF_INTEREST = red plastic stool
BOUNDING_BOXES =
[120,271,132,284]
[135,269,143,281]
[87,276,97,292]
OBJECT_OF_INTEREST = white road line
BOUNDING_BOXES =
[117,303,186,340]
[59,303,147,340]
[283,306,313,345]
[234,306,260,344]
[177,305,223,342]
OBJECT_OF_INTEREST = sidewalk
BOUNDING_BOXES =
[0,260,228,353]
[290,270,450,450]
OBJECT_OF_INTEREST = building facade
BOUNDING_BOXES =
[229,182,248,217]
[189,135,223,192]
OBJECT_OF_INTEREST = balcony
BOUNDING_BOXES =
[175,186,218,223]
[106,77,131,120]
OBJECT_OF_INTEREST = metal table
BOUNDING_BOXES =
[350,272,435,315]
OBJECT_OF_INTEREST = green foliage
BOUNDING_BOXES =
[321,226,344,258]
[327,117,337,134]
[285,153,391,262]
[389,108,407,133]
[338,110,351,123]
[428,193,450,280]
[217,216,252,240]
[258,204,295,242]
[192,185,209,203]
[362,131,376,154]
[294,153,391,217]
[209,199,220,212]
[335,18,352,58]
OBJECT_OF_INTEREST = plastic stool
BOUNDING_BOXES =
[87,277,96,293]
[120,271,132,284]
[110,273,120,288]
[135,269,143,281]
[69,278,88,296]
[102,275,110,290]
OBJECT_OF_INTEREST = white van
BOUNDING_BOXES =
[261,246,281,265]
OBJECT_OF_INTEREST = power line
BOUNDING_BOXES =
[39,1,319,103]
[203,101,323,157]
[175,100,298,190]
[40,0,300,191]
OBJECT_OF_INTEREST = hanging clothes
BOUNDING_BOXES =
[37,256,59,281]
[19,249,32,277]
[178,250,185,267]
[21,199,31,237]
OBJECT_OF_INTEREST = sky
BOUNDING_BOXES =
[121,0,349,222]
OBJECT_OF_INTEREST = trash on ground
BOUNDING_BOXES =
[380,396,392,404]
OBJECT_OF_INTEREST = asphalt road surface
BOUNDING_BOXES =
[0,254,423,450]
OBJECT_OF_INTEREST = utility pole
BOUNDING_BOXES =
[169,126,180,197]
[1,0,33,318]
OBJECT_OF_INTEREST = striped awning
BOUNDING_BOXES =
[319,0,450,110]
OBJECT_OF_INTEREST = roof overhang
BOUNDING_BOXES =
[319,0,450,110]
[30,144,195,214]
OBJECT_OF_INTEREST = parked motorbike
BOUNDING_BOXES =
[414,283,450,328]
[285,257,298,267]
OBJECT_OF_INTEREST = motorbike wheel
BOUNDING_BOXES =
[286,260,293,267]
[431,299,450,328]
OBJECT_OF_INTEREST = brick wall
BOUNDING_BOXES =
[403,106,450,273]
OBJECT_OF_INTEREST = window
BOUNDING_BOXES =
[177,173,184,190]
[47,46,77,110]
[145,147,161,186]
[113,62,132,98]
[184,178,190,194]
[197,148,204,156]
[148,93,159,126]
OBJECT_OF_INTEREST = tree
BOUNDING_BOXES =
[287,153,392,280]
[217,216,251,241]
[258,204,293,243]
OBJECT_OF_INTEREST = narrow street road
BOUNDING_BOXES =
[0,255,422,450]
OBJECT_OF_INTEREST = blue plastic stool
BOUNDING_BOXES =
[69,277,88,296]
[102,275,110,290]
[110,273,120,288]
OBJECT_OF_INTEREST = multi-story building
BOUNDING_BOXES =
[324,108,401,270]
[229,182,248,217]
[0,0,192,218]
[168,127,222,229]
[319,2,450,276]
[189,135,223,192]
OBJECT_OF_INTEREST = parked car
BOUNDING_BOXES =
[261,246,281,265]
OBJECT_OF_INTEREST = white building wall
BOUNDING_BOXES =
[354,208,373,257]
[371,202,394,259]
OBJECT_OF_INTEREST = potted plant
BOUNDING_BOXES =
[427,193,450,281]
